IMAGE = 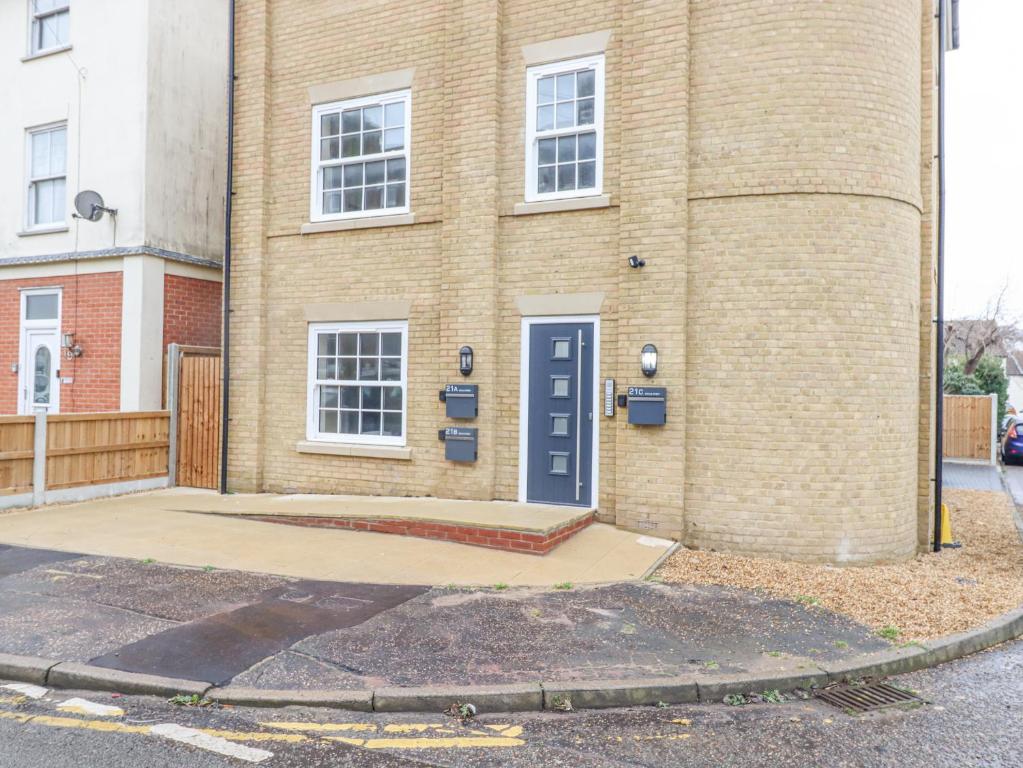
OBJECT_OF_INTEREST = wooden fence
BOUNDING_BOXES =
[943,394,997,463]
[0,411,169,508]
[174,352,222,489]
[0,416,35,497]
[45,412,170,490]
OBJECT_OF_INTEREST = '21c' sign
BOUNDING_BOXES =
[627,386,666,399]
[626,386,666,426]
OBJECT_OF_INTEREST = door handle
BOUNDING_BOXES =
[575,329,583,501]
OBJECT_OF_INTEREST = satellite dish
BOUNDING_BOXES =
[73,190,115,222]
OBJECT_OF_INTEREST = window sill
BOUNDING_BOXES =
[513,195,611,216]
[21,44,72,63]
[295,440,412,461]
[300,213,416,234]
[17,226,69,237]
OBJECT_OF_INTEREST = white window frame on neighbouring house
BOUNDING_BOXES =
[524,54,605,203]
[306,320,409,447]
[28,0,70,56]
[309,90,412,223]
[25,122,68,230]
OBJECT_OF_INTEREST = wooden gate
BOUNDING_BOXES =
[943,394,997,463]
[169,345,222,489]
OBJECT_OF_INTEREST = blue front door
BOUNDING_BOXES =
[526,321,594,507]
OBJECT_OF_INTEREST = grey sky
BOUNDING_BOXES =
[945,0,1023,322]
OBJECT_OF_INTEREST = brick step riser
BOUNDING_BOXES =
[242,513,594,555]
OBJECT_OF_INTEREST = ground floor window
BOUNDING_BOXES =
[307,320,408,446]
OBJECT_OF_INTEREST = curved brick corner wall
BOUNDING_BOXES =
[684,0,923,563]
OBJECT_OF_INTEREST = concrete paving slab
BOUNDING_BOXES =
[0,493,668,586]
[942,461,1003,491]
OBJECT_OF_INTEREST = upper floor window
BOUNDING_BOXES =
[27,123,67,228]
[524,55,604,203]
[310,90,411,222]
[30,0,70,55]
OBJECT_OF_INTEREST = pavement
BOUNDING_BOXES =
[0,545,894,694]
[1003,464,1023,508]
[1,634,1021,766]
[941,460,1004,492]
[0,490,672,586]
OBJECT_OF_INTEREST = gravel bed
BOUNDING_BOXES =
[657,489,1023,641]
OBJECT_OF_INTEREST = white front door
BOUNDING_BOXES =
[21,329,60,414]
[18,289,62,415]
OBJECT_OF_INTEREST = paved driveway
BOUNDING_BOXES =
[942,461,1003,492]
[0,491,671,587]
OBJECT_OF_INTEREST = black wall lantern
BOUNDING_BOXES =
[640,343,658,377]
[459,345,473,376]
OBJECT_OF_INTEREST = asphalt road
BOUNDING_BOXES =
[2,635,1022,767]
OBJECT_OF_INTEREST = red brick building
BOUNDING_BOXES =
[0,254,221,415]
[2,0,227,415]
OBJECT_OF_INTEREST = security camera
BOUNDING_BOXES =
[628,255,645,268]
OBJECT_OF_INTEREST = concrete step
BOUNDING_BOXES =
[167,490,595,555]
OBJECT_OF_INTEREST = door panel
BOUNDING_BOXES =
[22,330,60,414]
[526,321,594,506]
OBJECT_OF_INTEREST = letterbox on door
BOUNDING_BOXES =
[441,426,478,462]
[440,383,478,419]
[626,386,667,425]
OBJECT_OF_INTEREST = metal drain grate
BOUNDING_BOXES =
[815,683,922,713]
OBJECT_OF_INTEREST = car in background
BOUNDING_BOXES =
[1001,414,1023,466]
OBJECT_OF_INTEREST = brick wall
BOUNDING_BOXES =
[229,0,935,563]
[682,0,924,562]
[0,272,122,414]
[163,274,222,349]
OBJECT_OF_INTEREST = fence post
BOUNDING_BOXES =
[167,343,180,487]
[991,392,998,466]
[32,407,47,507]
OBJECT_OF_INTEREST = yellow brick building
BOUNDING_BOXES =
[228,0,938,564]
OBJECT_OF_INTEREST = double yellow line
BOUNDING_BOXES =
[0,706,526,750]
[263,720,526,749]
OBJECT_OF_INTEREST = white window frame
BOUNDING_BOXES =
[28,0,70,56]
[524,54,605,203]
[309,90,412,223]
[306,320,409,447]
[25,122,68,230]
